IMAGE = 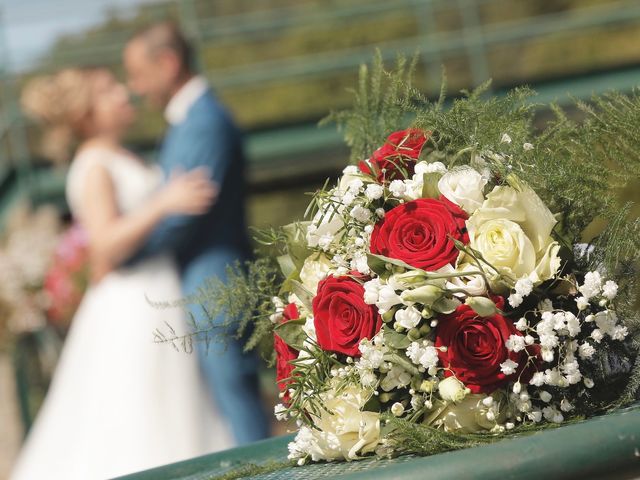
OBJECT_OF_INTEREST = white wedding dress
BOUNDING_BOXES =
[11,146,232,480]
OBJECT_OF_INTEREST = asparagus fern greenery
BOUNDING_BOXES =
[155,52,640,458]
[152,257,282,361]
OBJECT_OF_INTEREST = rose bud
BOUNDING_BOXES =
[401,284,444,305]
[464,296,500,317]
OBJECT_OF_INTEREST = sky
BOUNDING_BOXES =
[0,0,159,71]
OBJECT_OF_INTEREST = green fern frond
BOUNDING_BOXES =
[152,258,282,362]
[321,50,421,163]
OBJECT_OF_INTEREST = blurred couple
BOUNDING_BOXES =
[11,22,269,480]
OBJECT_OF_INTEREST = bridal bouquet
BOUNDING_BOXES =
[274,128,629,463]
[164,56,640,464]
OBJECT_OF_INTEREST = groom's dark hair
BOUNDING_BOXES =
[131,21,195,74]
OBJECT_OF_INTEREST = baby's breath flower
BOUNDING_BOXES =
[575,296,589,311]
[407,340,439,370]
[350,205,372,223]
[578,342,595,359]
[500,359,518,375]
[365,183,384,201]
[275,403,289,421]
[578,271,602,300]
[505,334,526,353]
[388,180,407,197]
[529,372,544,387]
[515,317,528,331]
[602,280,618,300]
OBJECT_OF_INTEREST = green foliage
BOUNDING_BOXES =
[322,51,421,164]
[284,340,339,425]
[381,414,584,457]
[151,258,282,362]
[415,82,538,162]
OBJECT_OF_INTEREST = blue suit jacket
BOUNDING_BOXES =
[132,90,251,302]
[130,91,269,444]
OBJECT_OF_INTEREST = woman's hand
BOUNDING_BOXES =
[159,168,218,216]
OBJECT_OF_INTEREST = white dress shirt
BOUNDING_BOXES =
[164,75,208,126]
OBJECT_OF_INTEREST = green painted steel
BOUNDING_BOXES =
[4,0,640,224]
[17,0,640,90]
[115,406,640,480]
[9,61,640,223]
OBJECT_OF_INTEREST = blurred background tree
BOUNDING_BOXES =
[2,0,640,234]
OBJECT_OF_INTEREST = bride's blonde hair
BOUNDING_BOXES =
[21,68,95,163]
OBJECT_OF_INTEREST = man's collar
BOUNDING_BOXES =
[164,75,208,125]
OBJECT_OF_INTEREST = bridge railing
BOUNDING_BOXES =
[0,0,639,214]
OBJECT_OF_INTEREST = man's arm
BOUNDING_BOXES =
[129,116,237,263]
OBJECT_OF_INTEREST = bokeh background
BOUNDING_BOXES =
[2,0,640,476]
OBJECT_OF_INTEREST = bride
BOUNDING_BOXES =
[11,68,232,480]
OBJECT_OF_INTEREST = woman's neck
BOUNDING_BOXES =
[79,134,121,153]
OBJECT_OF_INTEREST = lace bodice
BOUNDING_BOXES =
[66,146,162,219]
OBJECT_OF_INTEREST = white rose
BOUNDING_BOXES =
[306,385,380,461]
[424,392,508,433]
[437,168,487,214]
[437,376,469,402]
[299,254,333,294]
[466,184,560,288]
[472,218,537,279]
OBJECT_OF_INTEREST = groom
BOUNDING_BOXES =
[124,22,269,444]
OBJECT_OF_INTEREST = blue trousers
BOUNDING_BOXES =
[181,248,270,445]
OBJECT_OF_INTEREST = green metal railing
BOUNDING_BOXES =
[2,0,640,219]
[116,404,640,480]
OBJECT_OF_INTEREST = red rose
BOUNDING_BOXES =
[282,303,299,322]
[274,303,300,399]
[313,275,382,357]
[359,128,429,182]
[435,298,536,394]
[370,197,468,271]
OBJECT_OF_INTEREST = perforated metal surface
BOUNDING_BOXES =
[154,454,417,480]
[251,454,417,480]
[118,408,640,480]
